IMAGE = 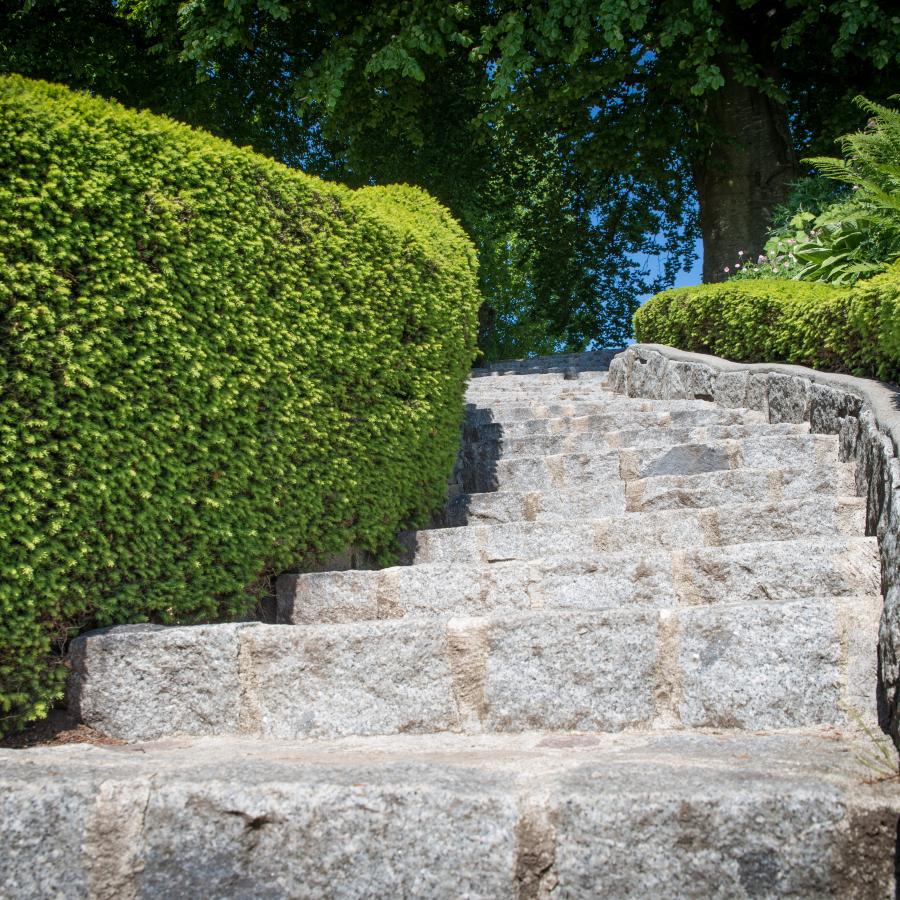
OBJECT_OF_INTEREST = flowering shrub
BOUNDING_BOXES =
[730,97,900,285]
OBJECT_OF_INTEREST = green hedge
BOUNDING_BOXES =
[634,265,900,382]
[0,75,479,731]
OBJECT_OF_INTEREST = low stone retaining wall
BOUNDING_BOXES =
[609,344,900,742]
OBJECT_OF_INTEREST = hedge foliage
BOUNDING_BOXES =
[634,265,900,382]
[0,75,479,731]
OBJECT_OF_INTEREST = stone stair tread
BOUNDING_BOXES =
[626,464,857,512]
[460,434,840,494]
[460,421,809,459]
[3,731,896,898]
[465,407,770,439]
[464,399,767,421]
[67,592,879,742]
[442,465,857,525]
[276,536,879,624]
[403,497,866,564]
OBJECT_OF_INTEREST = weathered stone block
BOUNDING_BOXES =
[767,373,811,423]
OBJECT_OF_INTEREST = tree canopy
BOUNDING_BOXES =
[3,0,898,357]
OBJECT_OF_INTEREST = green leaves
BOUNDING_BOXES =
[0,75,480,734]
[635,266,900,381]
[735,97,900,286]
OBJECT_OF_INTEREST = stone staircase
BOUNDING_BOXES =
[2,350,898,897]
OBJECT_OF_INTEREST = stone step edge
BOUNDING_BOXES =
[68,594,881,743]
[283,534,877,586]
[458,421,810,449]
[5,729,895,899]
[400,496,866,553]
[445,463,857,505]
[459,432,839,465]
[277,537,879,625]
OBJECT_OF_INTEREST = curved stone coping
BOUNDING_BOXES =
[609,344,900,744]
[615,343,900,452]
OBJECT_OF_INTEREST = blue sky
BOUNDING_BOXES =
[673,241,703,288]
[633,238,703,307]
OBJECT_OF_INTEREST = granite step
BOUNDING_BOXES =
[471,348,618,374]
[277,537,880,624]
[68,592,879,742]
[461,434,841,494]
[625,464,858,512]
[464,400,767,425]
[463,406,771,440]
[619,433,839,481]
[441,465,857,525]
[3,731,896,899]
[459,421,808,460]
[403,497,865,564]
[464,377,609,398]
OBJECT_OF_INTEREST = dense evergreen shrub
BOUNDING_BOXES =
[634,265,900,382]
[0,75,479,731]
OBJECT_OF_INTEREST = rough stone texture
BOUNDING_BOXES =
[463,405,763,442]
[624,464,857,512]
[481,610,660,731]
[67,624,247,742]
[243,622,461,739]
[7,346,898,892]
[2,731,897,899]
[401,498,865,565]
[461,421,807,462]
[609,343,900,744]
[70,579,880,740]
[620,433,839,481]
[677,596,879,729]
[277,538,878,624]
[439,484,628,526]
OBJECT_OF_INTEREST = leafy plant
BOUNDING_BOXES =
[0,75,480,734]
[735,98,900,285]
[635,263,900,381]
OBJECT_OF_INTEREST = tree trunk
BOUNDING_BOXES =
[694,74,798,283]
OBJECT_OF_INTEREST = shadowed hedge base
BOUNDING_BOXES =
[634,266,900,383]
[0,75,479,732]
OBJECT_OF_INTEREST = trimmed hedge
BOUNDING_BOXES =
[0,75,479,731]
[634,265,900,383]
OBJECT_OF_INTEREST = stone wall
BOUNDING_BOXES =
[609,344,900,742]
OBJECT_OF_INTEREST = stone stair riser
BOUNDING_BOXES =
[4,732,895,900]
[277,539,880,624]
[625,464,858,513]
[69,595,879,742]
[405,499,866,564]
[457,436,842,493]
[458,422,809,460]
[442,466,858,526]
[464,406,774,440]
[618,434,839,481]
[465,401,767,426]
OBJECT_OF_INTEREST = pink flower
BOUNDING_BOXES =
[735,263,741,269]
[738,250,744,257]
[724,267,730,273]
[758,254,767,263]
